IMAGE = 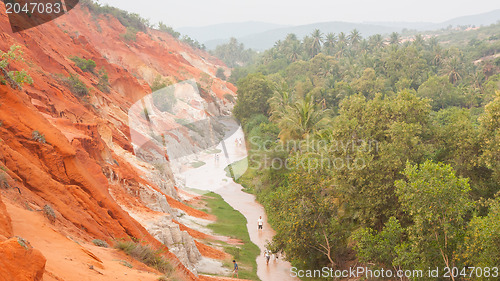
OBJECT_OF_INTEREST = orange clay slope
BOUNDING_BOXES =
[0,2,244,281]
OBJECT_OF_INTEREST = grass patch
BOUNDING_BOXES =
[190,161,206,168]
[206,148,222,154]
[63,74,89,97]
[224,158,254,194]
[70,56,96,73]
[92,239,109,248]
[32,130,46,143]
[203,192,259,280]
[114,240,174,275]
[43,204,56,223]
[119,260,133,268]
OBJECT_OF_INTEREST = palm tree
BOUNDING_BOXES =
[285,33,298,42]
[413,34,425,48]
[369,34,384,49]
[389,32,400,45]
[269,82,294,122]
[337,32,347,45]
[288,42,302,62]
[359,39,370,54]
[432,45,444,68]
[444,56,463,84]
[349,29,361,47]
[427,36,439,51]
[310,29,324,57]
[276,93,330,141]
[324,33,337,55]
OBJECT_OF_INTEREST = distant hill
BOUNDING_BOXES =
[436,9,500,29]
[177,21,289,45]
[183,9,500,51]
[221,22,400,50]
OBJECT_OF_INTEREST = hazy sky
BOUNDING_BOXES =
[98,0,500,28]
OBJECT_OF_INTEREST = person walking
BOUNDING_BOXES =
[232,260,239,278]
[258,216,263,231]
[265,249,271,265]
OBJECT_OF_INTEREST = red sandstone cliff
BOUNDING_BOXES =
[0,2,239,281]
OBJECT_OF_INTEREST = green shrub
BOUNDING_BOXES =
[114,240,174,275]
[92,239,109,248]
[120,27,138,42]
[119,260,133,268]
[16,237,29,250]
[43,204,56,223]
[32,131,46,143]
[64,74,89,96]
[97,67,110,93]
[9,70,33,85]
[152,87,176,112]
[80,0,148,32]
[157,22,180,39]
[223,93,235,103]
[0,172,8,188]
[181,35,205,50]
[0,45,33,88]
[216,68,227,80]
[70,56,96,73]
[150,75,173,92]
[226,246,241,259]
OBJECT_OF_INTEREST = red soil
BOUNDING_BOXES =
[0,1,238,280]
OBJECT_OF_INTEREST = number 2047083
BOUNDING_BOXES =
[5,2,63,14]
[442,267,498,278]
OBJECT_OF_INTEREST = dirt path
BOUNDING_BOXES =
[178,119,298,281]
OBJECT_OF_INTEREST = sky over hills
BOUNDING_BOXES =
[99,0,499,28]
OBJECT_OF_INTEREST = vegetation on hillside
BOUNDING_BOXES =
[70,56,97,73]
[231,23,500,278]
[80,0,205,50]
[0,45,33,89]
[114,240,176,277]
[211,38,257,68]
[204,192,260,280]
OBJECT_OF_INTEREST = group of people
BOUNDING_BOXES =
[234,137,243,147]
[258,216,279,265]
[264,248,279,265]
[232,215,280,278]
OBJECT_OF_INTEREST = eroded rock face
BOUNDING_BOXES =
[0,237,46,281]
[0,0,236,278]
[147,172,180,201]
[146,216,202,274]
[0,194,13,238]
[138,184,175,215]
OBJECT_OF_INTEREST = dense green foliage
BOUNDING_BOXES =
[97,67,110,93]
[81,0,149,32]
[150,75,172,92]
[211,38,257,68]
[204,192,260,280]
[70,56,97,73]
[180,35,206,50]
[64,74,89,96]
[157,22,180,39]
[216,67,227,80]
[120,27,138,42]
[231,23,500,278]
[81,0,203,50]
[233,73,274,122]
[0,45,33,88]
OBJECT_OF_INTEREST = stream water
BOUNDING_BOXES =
[178,119,299,281]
